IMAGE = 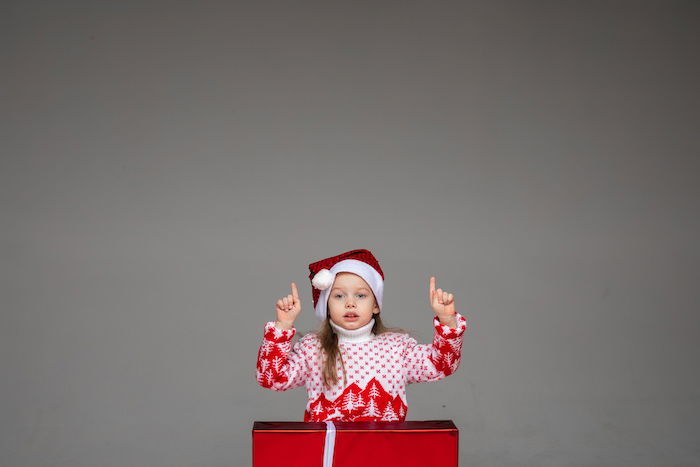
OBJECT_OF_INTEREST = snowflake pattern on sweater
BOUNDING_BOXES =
[256,313,467,422]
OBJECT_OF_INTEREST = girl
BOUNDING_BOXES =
[256,249,467,422]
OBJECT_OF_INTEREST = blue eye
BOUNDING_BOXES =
[334,294,343,299]
[358,294,366,298]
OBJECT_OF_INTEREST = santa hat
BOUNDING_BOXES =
[308,249,385,321]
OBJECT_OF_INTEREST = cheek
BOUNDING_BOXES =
[327,301,342,314]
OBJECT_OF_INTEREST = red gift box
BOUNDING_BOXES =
[252,420,458,467]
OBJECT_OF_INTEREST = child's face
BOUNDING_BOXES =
[327,272,380,331]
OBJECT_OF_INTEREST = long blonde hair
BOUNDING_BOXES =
[316,313,406,389]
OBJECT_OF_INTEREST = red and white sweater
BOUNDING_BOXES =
[256,313,467,422]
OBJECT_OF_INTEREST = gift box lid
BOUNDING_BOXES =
[253,420,457,432]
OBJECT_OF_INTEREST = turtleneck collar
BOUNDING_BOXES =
[329,318,376,344]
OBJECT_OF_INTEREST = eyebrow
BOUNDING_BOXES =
[331,287,370,292]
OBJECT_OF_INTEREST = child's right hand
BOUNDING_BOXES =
[275,282,301,330]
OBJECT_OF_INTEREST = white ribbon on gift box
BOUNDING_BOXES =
[323,421,336,467]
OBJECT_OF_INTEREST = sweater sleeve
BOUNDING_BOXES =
[403,312,467,385]
[256,322,310,391]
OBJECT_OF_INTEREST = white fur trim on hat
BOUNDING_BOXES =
[314,259,384,321]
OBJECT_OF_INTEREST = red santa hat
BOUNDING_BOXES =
[308,249,385,321]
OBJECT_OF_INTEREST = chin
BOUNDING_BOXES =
[334,319,369,330]
[351,319,372,328]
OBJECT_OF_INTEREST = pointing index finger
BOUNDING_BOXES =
[429,276,436,298]
[291,282,299,300]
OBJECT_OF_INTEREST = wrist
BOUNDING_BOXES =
[275,320,294,330]
[437,315,457,329]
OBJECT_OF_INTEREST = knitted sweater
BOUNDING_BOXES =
[256,313,467,422]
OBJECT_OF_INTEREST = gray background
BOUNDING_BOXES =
[2,1,699,466]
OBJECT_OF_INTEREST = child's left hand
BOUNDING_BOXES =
[429,276,457,328]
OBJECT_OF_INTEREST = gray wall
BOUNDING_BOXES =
[2,1,699,466]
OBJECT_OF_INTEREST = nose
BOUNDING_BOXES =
[345,298,356,308]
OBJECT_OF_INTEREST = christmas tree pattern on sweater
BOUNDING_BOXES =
[256,313,467,422]
[305,378,407,422]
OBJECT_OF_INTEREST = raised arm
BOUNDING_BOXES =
[256,323,311,391]
[403,312,467,384]
[256,282,309,391]
[403,277,468,384]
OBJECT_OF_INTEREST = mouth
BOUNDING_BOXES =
[343,312,360,321]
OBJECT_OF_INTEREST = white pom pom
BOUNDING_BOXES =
[311,269,334,290]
